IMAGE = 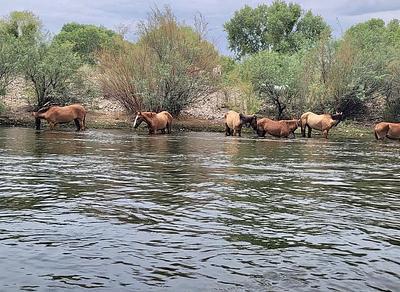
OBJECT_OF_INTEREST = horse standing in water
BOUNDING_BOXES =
[300,112,343,139]
[133,111,173,134]
[374,122,400,140]
[224,110,257,137]
[32,104,86,131]
[256,118,300,138]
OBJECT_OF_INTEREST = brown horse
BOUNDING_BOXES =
[256,118,300,138]
[224,110,257,137]
[300,112,343,139]
[33,104,86,131]
[374,122,400,140]
[133,111,173,134]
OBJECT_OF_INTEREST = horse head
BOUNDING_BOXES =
[331,112,343,127]
[332,112,343,120]
[240,113,257,130]
[133,111,144,128]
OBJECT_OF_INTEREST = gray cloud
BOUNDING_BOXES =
[0,0,399,55]
[337,0,400,16]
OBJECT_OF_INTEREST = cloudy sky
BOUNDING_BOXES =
[1,0,399,55]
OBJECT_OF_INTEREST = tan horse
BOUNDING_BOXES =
[224,110,257,137]
[300,112,343,138]
[33,104,86,131]
[133,111,173,134]
[256,118,300,138]
[374,122,400,140]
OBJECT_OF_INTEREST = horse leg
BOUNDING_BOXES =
[83,114,86,130]
[307,125,312,138]
[167,123,171,134]
[74,119,81,131]
[225,124,231,136]
[161,128,166,134]
[301,124,306,137]
[49,122,55,130]
[323,129,329,139]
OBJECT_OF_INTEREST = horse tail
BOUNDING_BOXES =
[300,112,310,137]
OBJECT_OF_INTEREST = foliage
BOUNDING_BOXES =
[54,23,122,64]
[240,51,301,119]
[97,7,220,116]
[224,0,330,58]
[0,11,41,42]
[20,40,92,108]
[296,18,400,120]
[0,35,21,95]
[222,65,262,114]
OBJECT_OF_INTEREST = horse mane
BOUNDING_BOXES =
[37,102,60,113]
[37,105,52,113]
[141,112,156,119]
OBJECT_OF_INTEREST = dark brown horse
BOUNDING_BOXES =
[374,122,400,140]
[224,110,257,137]
[300,112,343,138]
[256,118,300,138]
[33,104,86,131]
[133,111,173,134]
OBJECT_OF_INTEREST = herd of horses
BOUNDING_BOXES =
[31,103,400,140]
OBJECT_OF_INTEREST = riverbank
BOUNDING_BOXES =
[0,108,374,138]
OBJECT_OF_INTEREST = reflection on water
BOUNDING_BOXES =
[0,127,399,291]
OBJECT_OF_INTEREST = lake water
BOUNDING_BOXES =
[0,127,399,291]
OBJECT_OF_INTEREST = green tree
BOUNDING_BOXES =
[98,7,220,116]
[54,23,121,64]
[241,51,301,119]
[0,11,41,42]
[21,40,90,108]
[299,18,400,119]
[0,35,21,95]
[224,0,330,58]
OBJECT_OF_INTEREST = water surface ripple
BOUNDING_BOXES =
[0,127,399,291]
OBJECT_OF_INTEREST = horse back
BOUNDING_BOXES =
[225,110,240,129]
[47,104,86,121]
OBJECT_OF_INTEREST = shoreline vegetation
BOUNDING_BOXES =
[1,3,399,136]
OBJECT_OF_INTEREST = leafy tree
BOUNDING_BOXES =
[54,23,121,64]
[224,0,330,58]
[241,51,301,119]
[0,11,41,42]
[20,40,91,108]
[98,7,220,116]
[0,35,21,95]
[299,18,400,119]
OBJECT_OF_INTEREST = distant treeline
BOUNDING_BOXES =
[0,2,399,121]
